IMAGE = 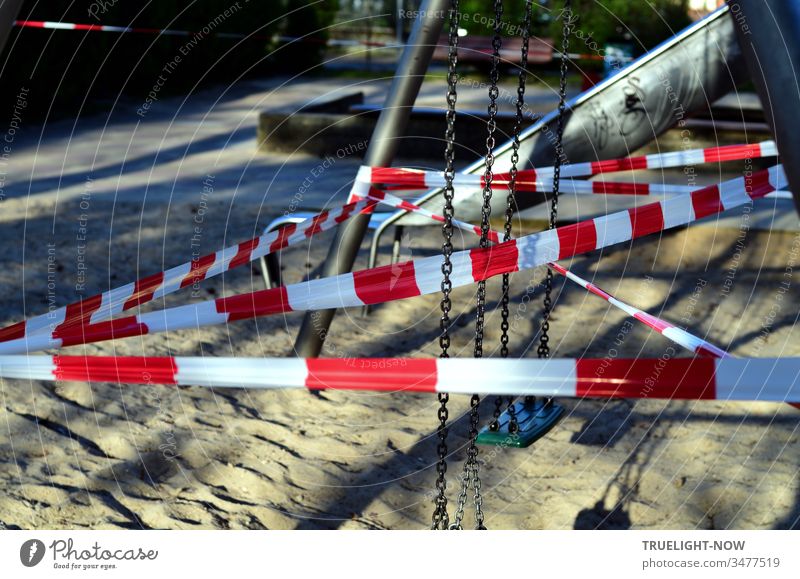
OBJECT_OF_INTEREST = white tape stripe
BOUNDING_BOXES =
[40,22,75,30]
[286,272,363,311]
[660,194,696,230]
[560,162,591,178]
[0,334,63,355]
[715,358,800,401]
[153,263,191,300]
[769,165,788,190]
[90,283,137,324]
[719,176,750,210]
[138,301,228,334]
[436,358,578,397]
[26,307,66,335]
[174,357,306,388]
[593,211,633,250]
[0,355,57,380]
[516,229,559,268]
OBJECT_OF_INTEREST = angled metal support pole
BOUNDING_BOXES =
[1,0,26,54]
[293,0,448,357]
[728,0,800,214]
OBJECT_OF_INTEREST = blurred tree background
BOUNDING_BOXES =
[0,0,694,122]
[0,0,339,121]
[455,0,690,49]
[544,0,691,51]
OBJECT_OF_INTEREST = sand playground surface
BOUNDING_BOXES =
[1,78,798,530]
[1,193,799,530]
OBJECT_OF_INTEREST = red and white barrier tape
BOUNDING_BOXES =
[0,166,783,355]
[370,190,730,359]
[14,19,271,39]
[0,198,378,344]
[0,185,498,346]
[547,263,727,358]
[1,355,798,402]
[358,141,779,190]
[13,20,401,49]
[0,186,499,345]
[383,177,792,198]
[371,190,800,411]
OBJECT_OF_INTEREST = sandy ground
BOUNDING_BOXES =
[1,76,799,530]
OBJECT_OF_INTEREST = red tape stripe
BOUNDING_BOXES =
[353,261,421,305]
[628,203,665,239]
[54,355,178,384]
[305,358,438,392]
[575,358,717,399]
[54,318,150,348]
[216,286,292,321]
[123,272,165,311]
[557,221,598,260]
[470,241,520,281]
[691,185,724,220]
[590,156,649,174]
[181,254,217,289]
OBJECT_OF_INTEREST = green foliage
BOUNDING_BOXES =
[458,0,550,36]
[546,0,691,53]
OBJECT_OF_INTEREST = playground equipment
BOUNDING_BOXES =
[1,0,799,529]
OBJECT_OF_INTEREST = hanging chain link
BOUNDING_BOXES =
[492,0,534,434]
[452,0,504,531]
[432,0,460,531]
[537,0,571,361]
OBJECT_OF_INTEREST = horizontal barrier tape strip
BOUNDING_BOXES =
[358,141,778,189]
[0,198,378,344]
[384,177,704,196]
[385,180,792,199]
[14,20,403,49]
[563,51,632,62]
[0,166,783,355]
[14,19,272,40]
[1,355,798,402]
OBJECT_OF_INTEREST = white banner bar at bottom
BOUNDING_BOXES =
[1,530,797,578]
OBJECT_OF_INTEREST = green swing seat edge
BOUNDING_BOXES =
[476,398,566,448]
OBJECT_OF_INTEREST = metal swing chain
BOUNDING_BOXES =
[451,0,503,532]
[537,0,571,361]
[492,0,534,434]
[432,0,460,531]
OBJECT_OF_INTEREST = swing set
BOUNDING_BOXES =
[1,0,799,529]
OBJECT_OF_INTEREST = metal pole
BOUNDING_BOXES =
[728,0,800,214]
[293,0,448,357]
[0,0,26,54]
